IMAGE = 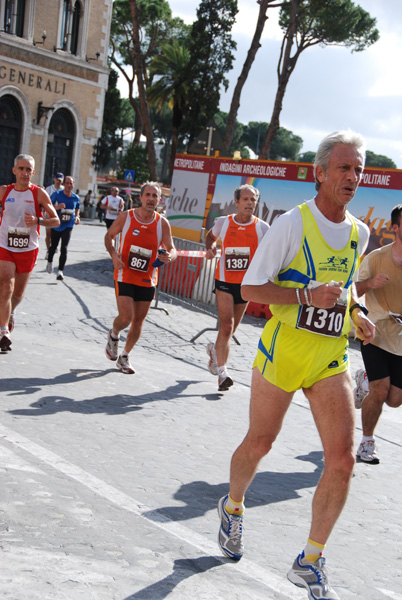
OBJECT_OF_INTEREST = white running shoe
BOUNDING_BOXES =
[0,332,12,352]
[287,552,340,599]
[46,262,53,274]
[218,370,234,391]
[357,439,380,465]
[56,271,64,280]
[105,329,119,361]
[354,368,369,409]
[217,495,244,560]
[206,342,219,375]
[116,354,135,374]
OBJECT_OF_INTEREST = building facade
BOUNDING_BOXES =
[0,0,112,195]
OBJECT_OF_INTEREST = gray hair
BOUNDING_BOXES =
[314,130,366,191]
[234,184,260,202]
[140,181,161,196]
[14,154,35,168]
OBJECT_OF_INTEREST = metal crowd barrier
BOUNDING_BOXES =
[152,236,228,342]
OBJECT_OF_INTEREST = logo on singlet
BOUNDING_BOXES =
[6,197,15,203]
[319,256,349,271]
[132,229,140,236]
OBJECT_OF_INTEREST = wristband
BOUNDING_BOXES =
[349,303,368,316]
[295,288,302,306]
[303,287,311,307]
[38,217,43,226]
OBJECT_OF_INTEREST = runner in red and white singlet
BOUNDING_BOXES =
[0,154,59,352]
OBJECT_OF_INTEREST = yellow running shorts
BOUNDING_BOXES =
[253,316,349,392]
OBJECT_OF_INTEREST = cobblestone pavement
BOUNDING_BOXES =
[0,222,401,600]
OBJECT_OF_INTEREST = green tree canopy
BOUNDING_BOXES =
[296,149,397,169]
[365,151,396,169]
[93,69,125,172]
[259,0,379,159]
[214,110,249,158]
[244,121,303,160]
[147,39,191,178]
[118,145,150,183]
[298,151,316,163]
[184,0,238,143]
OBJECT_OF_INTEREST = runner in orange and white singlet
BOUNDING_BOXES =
[205,184,269,391]
[104,181,176,374]
[0,154,60,352]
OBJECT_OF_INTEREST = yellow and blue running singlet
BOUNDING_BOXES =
[254,203,360,392]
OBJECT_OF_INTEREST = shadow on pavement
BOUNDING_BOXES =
[143,451,324,521]
[7,378,204,416]
[62,258,114,287]
[123,556,223,599]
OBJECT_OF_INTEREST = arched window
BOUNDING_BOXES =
[3,0,26,37]
[0,95,22,185]
[60,0,82,55]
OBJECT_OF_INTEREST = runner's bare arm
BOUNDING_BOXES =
[159,218,176,263]
[205,229,218,260]
[241,281,344,308]
[104,213,125,269]
[36,188,60,228]
[0,185,7,203]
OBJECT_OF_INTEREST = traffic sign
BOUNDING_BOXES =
[124,169,135,182]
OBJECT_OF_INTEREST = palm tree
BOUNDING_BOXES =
[147,40,191,180]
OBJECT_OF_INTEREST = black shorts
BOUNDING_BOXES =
[116,281,155,302]
[214,279,247,305]
[361,342,402,389]
[104,218,116,229]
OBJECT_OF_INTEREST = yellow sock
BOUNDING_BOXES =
[225,494,245,516]
[303,538,325,563]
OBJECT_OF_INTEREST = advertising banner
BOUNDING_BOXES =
[166,156,210,242]
[208,158,402,254]
[169,154,402,251]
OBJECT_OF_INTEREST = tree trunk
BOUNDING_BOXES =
[258,0,299,160]
[128,96,143,145]
[129,0,157,180]
[223,0,273,155]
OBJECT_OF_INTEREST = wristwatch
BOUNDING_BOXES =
[349,303,368,316]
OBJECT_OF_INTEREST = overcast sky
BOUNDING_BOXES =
[119,0,402,168]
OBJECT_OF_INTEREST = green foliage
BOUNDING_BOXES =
[150,103,173,144]
[365,151,396,169]
[214,111,249,158]
[295,150,396,168]
[279,0,379,52]
[93,69,124,171]
[111,0,189,85]
[244,122,303,160]
[298,151,316,163]
[117,145,150,183]
[147,39,191,125]
[120,98,135,130]
[185,0,238,141]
